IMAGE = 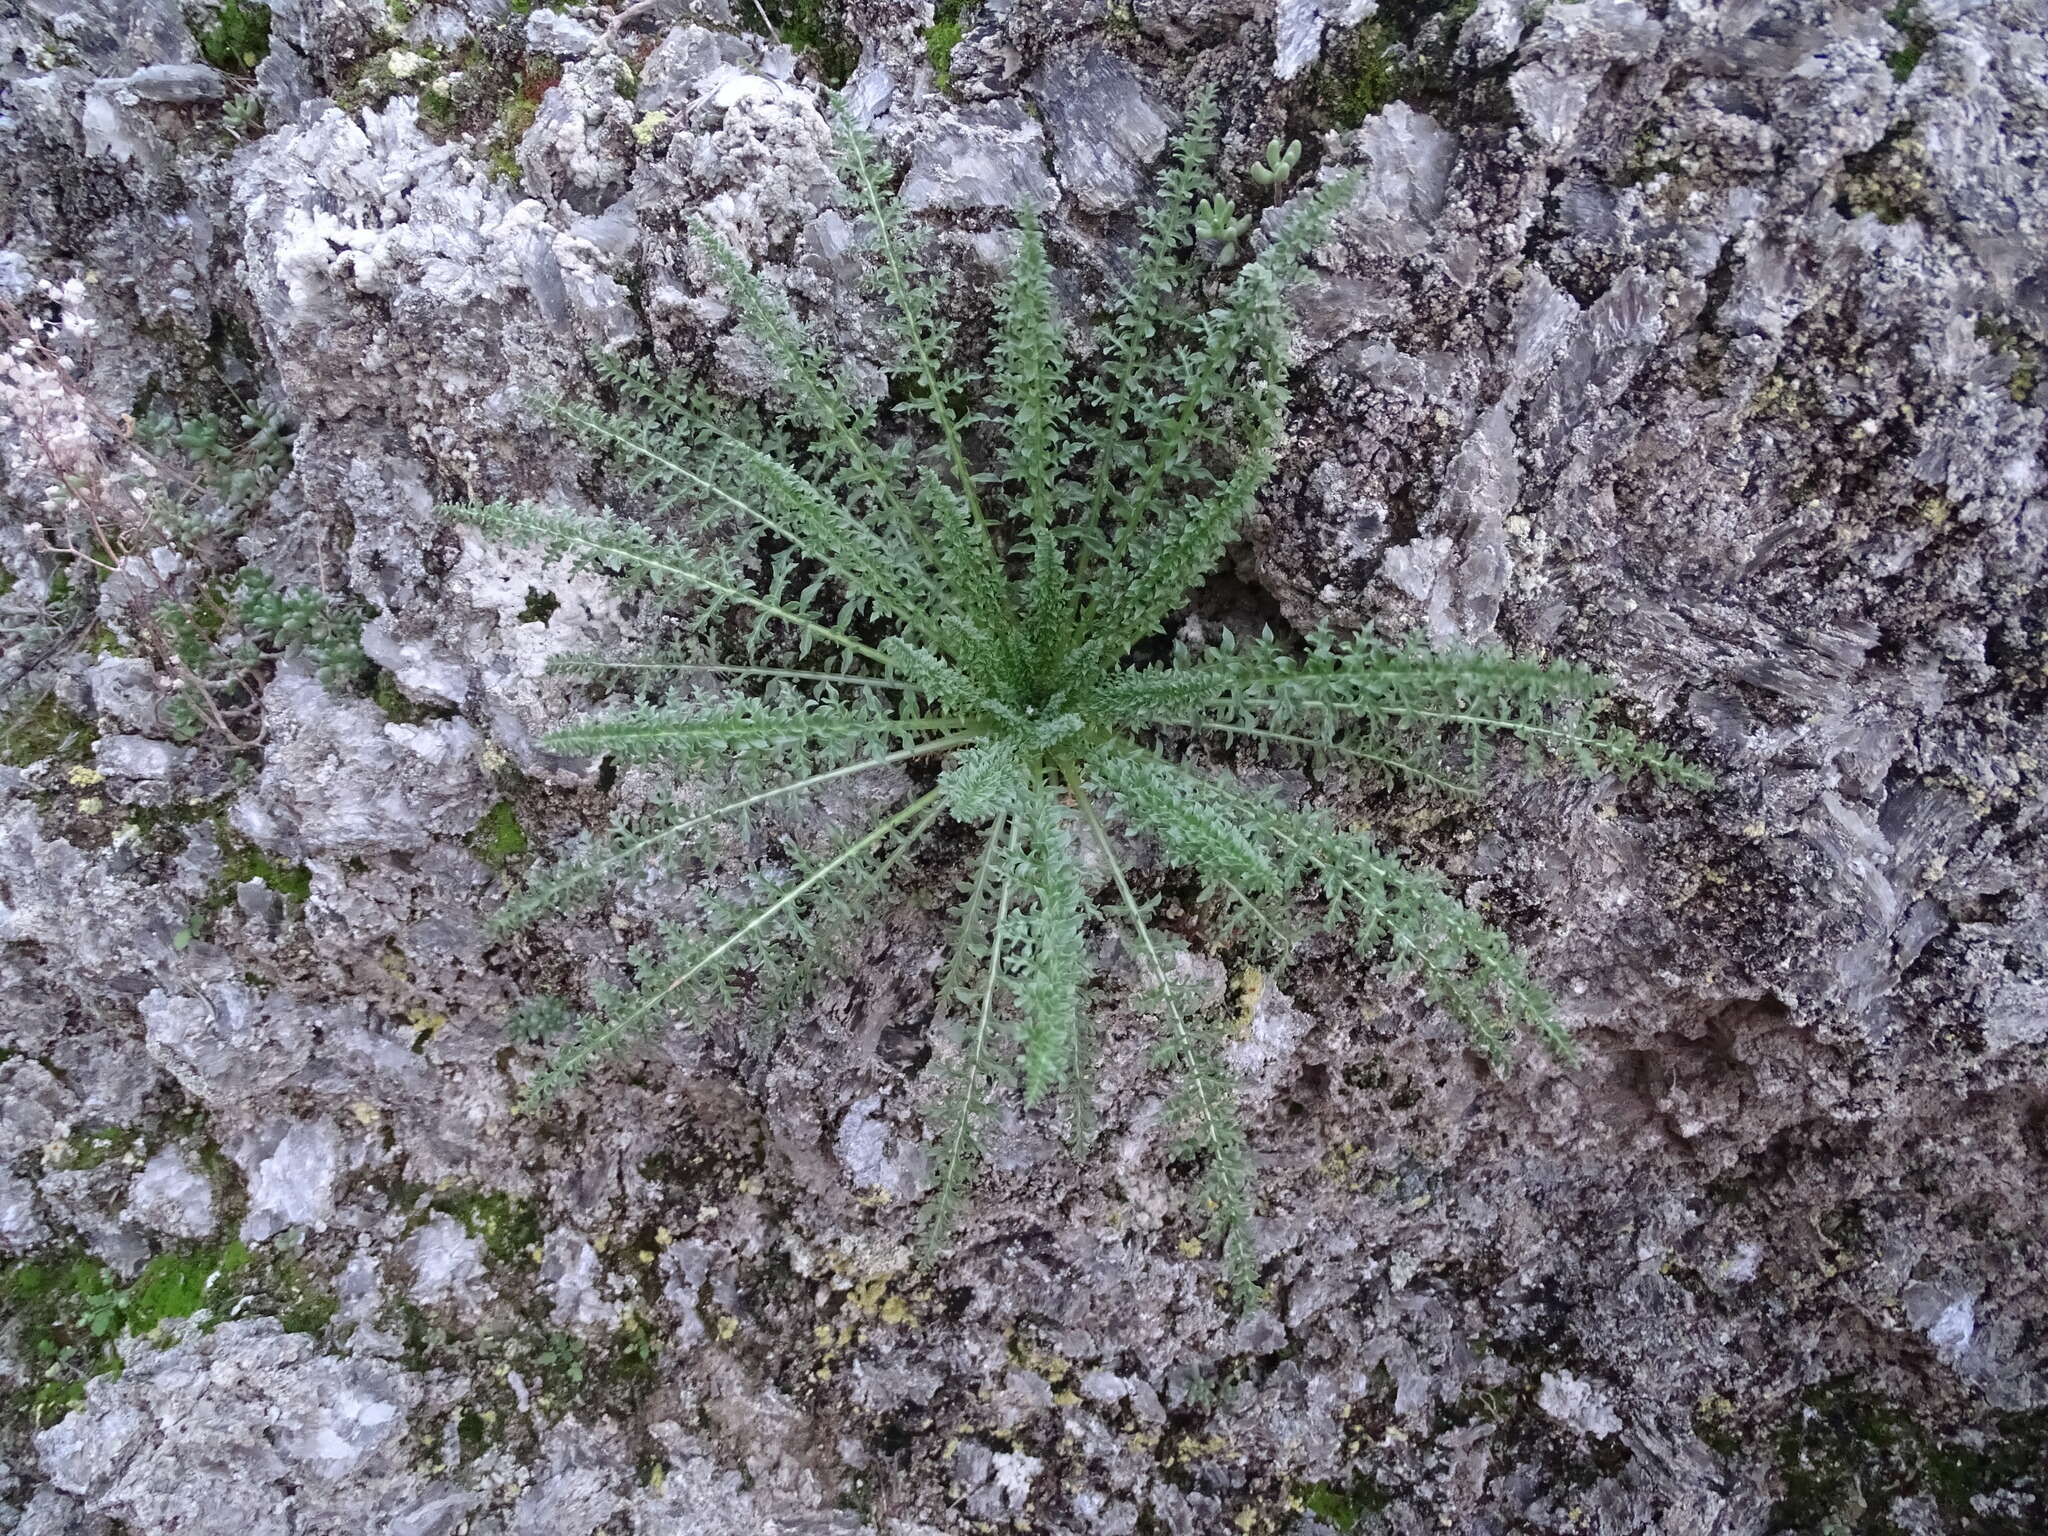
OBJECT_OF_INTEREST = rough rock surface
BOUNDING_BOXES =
[1,0,2044,1533]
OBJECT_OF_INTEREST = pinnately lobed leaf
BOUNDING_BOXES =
[444,94,1708,1308]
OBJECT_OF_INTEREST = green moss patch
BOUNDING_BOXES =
[926,0,969,94]
[1772,1380,2047,1531]
[758,0,860,87]
[469,800,530,867]
[196,0,271,73]
[0,695,92,770]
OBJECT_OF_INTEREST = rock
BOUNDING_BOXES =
[0,1058,79,1160]
[122,1146,217,1239]
[228,670,487,860]
[833,1094,928,1201]
[517,54,636,214]
[1537,1371,1624,1438]
[1905,1283,1979,1366]
[237,1120,346,1241]
[95,549,187,630]
[399,1213,488,1309]
[636,26,757,111]
[142,982,316,1108]
[525,7,602,57]
[539,1232,623,1331]
[78,65,225,170]
[1273,0,1376,81]
[1029,48,1168,214]
[1508,0,1666,154]
[899,103,1059,213]
[115,64,227,103]
[83,656,164,734]
[35,1319,421,1534]
[0,1166,49,1253]
[357,616,471,710]
[233,98,637,425]
[91,734,189,780]
[0,804,177,991]
[1330,102,1456,260]
[510,1423,626,1536]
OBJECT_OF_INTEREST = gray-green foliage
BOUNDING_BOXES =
[449,99,1706,1303]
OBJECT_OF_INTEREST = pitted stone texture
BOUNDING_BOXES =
[35,1320,422,1536]
[229,670,488,860]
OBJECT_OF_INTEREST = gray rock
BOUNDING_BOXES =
[399,1213,488,1309]
[95,549,188,629]
[0,1057,79,1160]
[79,67,225,171]
[636,25,756,111]
[1029,48,1167,214]
[517,53,635,214]
[359,615,471,708]
[115,63,227,103]
[35,1319,422,1534]
[1905,1282,1979,1366]
[538,1231,623,1331]
[83,656,165,733]
[229,670,487,860]
[510,1424,625,1536]
[900,103,1058,213]
[0,804,177,991]
[142,982,315,1108]
[236,1120,345,1240]
[233,97,637,423]
[1272,0,1376,81]
[1537,1371,1624,1438]
[122,1146,217,1240]
[0,1166,49,1253]
[1508,0,1665,153]
[91,734,190,781]
[525,7,602,57]
[833,1094,928,1201]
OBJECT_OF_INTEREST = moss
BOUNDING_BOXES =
[420,84,460,128]
[0,695,92,770]
[1294,1476,1390,1530]
[926,0,968,94]
[500,93,539,138]
[433,1187,543,1264]
[1884,1,1935,83]
[370,667,457,726]
[338,44,446,115]
[1,1240,259,1424]
[125,1243,254,1331]
[1835,126,1931,226]
[175,824,312,947]
[1312,0,1491,130]
[502,54,562,140]
[1327,19,1408,127]
[269,1257,342,1334]
[46,1125,144,1172]
[196,0,272,73]
[218,834,313,903]
[757,0,860,87]
[1974,315,2042,405]
[1770,1380,2048,1531]
[468,800,531,867]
